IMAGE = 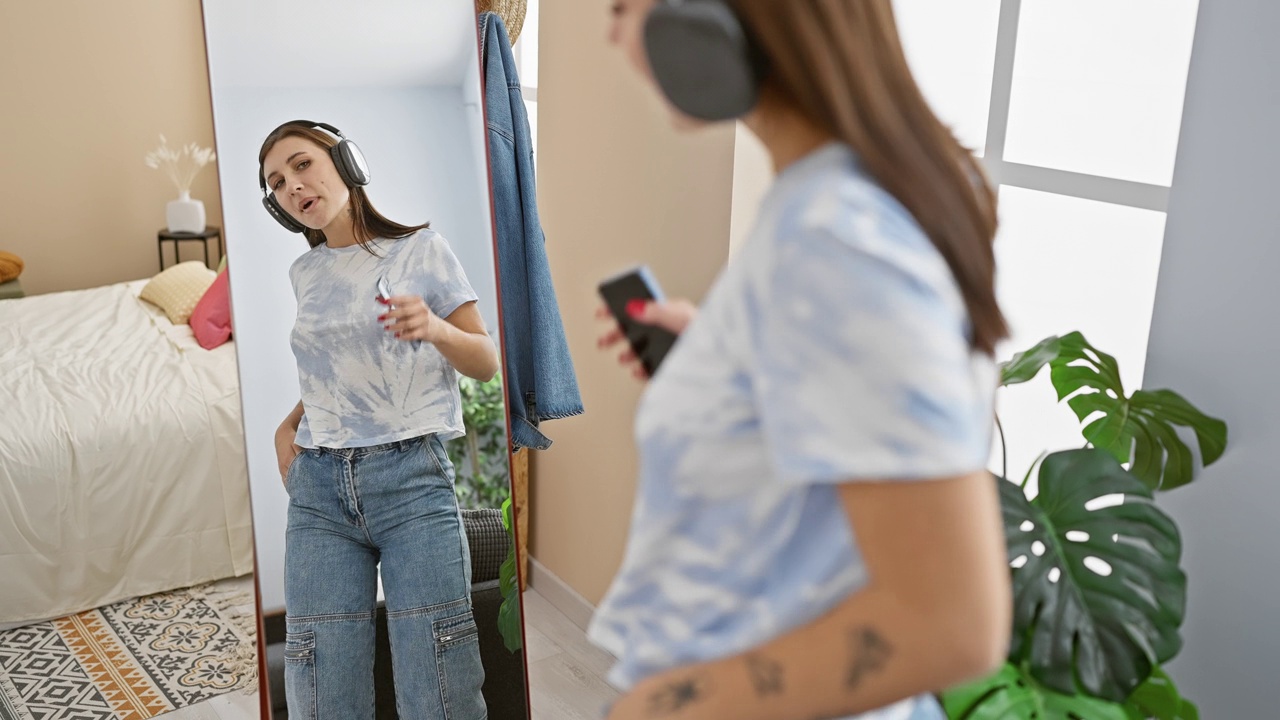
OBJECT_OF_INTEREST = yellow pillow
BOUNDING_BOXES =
[140,261,217,324]
[0,251,23,283]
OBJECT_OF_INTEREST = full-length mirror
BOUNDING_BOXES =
[201,0,530,717]
[0,3,258,717]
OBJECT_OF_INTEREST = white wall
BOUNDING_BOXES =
[1144,1,1280,715]
[210,85,499,612]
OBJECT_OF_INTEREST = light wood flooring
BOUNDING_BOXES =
[523,587,621,720]
[160,580,620,719]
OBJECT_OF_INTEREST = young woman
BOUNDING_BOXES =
[592,2,1013,719]
[262,121,498,719]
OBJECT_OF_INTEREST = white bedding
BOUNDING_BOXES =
[0,280,254,624]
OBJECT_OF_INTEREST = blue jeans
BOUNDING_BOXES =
[283,434,486,719]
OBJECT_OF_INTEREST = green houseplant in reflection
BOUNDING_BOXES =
[448,372,511,510]
[498,496,522,652]
[446,370,523,652]
[941,332,1226,720]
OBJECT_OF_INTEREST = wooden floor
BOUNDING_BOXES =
[162,581,620,720]
[154,691,260,720]
[523,587,622,720]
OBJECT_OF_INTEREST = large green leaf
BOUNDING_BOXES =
[999,332,1228,491]
[942,662,1133,719]
[1000,450,1186,702]
[1000,335,1063,387]
[497,497,523,653]
[497,550,522,652]
[1123,667,1200,720]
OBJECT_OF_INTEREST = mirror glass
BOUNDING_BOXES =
[201,0,529,717]
[0,2,259,716]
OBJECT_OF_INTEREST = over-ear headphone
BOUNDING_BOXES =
[259,120,371,234]
[643,0,770,122]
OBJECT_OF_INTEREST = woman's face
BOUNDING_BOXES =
[607,0,707,131]
[261,135,351,231]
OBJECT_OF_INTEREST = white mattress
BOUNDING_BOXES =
[0,280,254,624]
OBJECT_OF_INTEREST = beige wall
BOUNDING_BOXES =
[729,122,773,257]
[0,1,222,296]
[531,0,737,605]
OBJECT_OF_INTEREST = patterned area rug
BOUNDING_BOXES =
[0,581,257,720]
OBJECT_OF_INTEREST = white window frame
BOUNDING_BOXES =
[980,0,1177,212]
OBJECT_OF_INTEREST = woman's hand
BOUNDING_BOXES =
[274,424,302,486]
[596,299,698,380]
[379,295,444,344]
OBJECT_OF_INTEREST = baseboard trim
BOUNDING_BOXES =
[527,557,596,633]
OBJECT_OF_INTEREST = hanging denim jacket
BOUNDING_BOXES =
[479,12,584,451]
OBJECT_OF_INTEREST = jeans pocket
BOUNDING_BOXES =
[284,630,317,720]
[284,451,304,495]
[433,612,486,719]
[425,434,457,483]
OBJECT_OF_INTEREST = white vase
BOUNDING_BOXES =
[166,191,206,233]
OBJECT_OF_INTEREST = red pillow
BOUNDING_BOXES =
[189,267,232,349]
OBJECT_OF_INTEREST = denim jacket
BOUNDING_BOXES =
[479,12,584,450]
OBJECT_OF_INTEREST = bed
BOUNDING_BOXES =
[0,279,254,626]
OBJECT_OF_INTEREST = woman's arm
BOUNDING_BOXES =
[432,301,501,381]
[606,471,1011,720]
[279,400,305,433]
[380,296,500,381]
[274,401,306,481]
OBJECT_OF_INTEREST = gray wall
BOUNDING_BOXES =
[1144,1,1280,715]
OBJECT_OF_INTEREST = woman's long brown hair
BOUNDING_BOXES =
[258,124,429,254]
[735,0,1008,355]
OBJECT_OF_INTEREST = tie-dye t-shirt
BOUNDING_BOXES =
[586,144,997,719]
[289,228,479,449]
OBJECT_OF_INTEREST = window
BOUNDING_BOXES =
[893,0,1201,485]
[894,0,1003,155]
[1003,0,1200,186]
[511,0,539,163]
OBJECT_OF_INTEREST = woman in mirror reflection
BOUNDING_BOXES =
[260,120,499,719]
[592,2,1012,719]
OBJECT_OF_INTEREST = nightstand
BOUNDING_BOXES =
[158,226,222,271]
[0,278,24,300]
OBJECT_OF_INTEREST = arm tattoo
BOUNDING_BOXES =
[647,673,712,716]
[846,626,893,690]
[745,653,785,696]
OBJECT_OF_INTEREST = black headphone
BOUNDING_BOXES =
[259,120,371,234]
[643,0,770,122]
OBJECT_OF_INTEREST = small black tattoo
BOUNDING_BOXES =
[746,653,784,696]
[647,673,711,715]
[846,627,893,690]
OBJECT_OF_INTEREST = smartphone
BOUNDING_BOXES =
[598,265,679,376]
[377,275,422,350]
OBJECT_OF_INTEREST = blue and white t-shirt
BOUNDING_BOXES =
[586,144,997,719]
[289,228,480,449]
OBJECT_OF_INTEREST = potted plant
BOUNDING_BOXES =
[941,332,1227,720]
[144,134,216,234]
[449,373,511,510]
[498,495,522,652]
[447,372,523,652]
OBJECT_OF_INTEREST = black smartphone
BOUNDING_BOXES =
[598,265,679,376]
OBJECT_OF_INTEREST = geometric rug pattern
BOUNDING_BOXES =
[0,581,257,720]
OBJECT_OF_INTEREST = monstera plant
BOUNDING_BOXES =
[941,332,1227,720]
